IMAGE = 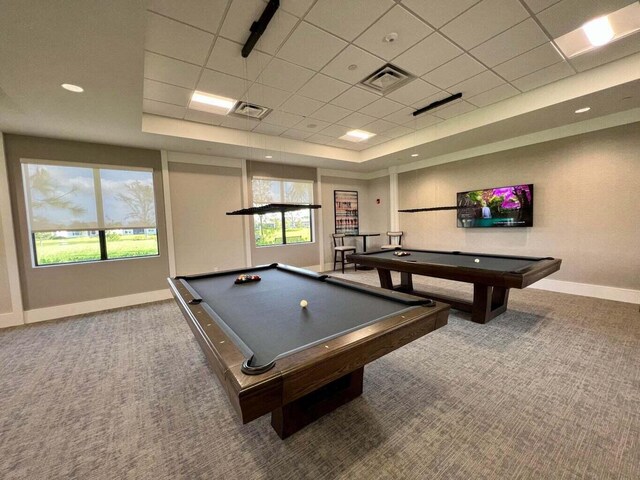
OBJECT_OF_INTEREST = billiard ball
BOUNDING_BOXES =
[474,258,480,263]
[300,300,308,308]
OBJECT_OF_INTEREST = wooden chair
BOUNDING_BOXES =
[332,234,356,273]
[381,231,403,250]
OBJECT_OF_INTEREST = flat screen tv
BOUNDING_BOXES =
[457,184,533,228]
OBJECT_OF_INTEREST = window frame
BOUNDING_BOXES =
[21,158,160,267]
[251,176,315,247]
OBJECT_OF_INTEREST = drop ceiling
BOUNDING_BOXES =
[1,0,639,172]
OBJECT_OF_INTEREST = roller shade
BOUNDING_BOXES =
[252,178,313,205]
[22,160,156,232]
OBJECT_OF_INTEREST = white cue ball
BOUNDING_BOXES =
[300,300,308,308]
[474,258,480,263]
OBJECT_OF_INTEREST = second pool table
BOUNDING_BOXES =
[347,249,561,324]
[169,263,449,439]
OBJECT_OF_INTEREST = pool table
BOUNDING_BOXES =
[347,249,561,324]
[168,263,449,439]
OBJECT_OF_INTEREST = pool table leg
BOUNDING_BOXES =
[377,269,414,291]
[473,285,510,324]
[271,367,364,439]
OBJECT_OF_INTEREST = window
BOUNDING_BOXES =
[252,178,313,246]
[22,160,159,266]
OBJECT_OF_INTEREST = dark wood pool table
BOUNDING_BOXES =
[168,263,449,439]
[347,249,561,324]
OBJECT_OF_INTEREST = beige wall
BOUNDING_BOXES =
[0,212,11,313]
[4,135,170,310]
[247,161,320,268]
[168,162,245,275]
[366,175,391,250]
[398,122,640,290]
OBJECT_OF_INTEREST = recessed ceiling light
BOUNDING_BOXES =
[348,64,358,71]
[307,123,317,129]
[583,17,614,47]
[575,107,591,113]
[339,130,376,143]
[554,3,640,58]
[61,83,84,93]
[411,153,419,157]
[189,91,236,115]
[265,155,273,159]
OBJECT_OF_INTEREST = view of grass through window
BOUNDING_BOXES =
[34,230,159,265]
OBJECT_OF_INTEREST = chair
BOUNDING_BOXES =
[332,234,356,273]
[381,231,403,250]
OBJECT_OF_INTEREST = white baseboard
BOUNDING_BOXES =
[531,278,640,305]
[0,311,25,329]
[23,289,173,325]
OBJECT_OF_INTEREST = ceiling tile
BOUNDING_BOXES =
[467,83,520,107]
[449,70,504,97]
[263,110,305,127]
[244,83,291,108]
[330,87,380,111]
[144,52,201,89]
[569,34,640,72]
[359,97,404,117]
[408,114,443,129]
[143,99,187,119]
[307,133,336,145]
[252,122,289,135]
[401,0,481,29]
[354,5,433,61]
[384,124,414,138]
[493,43,563,81]
[470,19,550,67]
[280,95,324,116]
[220,1,298,55]
[143,79,192,106]
[206,38,271,81]
[279,0,315,17]
[432,100,477,119]
[277,22,348,70]
[197,69,248,99]
[320,123,351,137]
[338,112,378,128]
[363,118,396,134]
[535,0,635,38]
[522,0,562,14]
[296,74,350,102]
[147,0,229,33]
[411,91,447,109]
[281,128,314,140]
[321,45,386,84]
[361,135,389,147]
[184,109,226,125]
[511,61,573,91]
[220,116,260,130]
[441,0,529,50]
[310,104,352,123]
[146,12,214,65]
[421,55,486,89]
[294,117,332,132]
[327,138,363,149]
[393,33,462,76]
[306,0,394,41]
[258,58,315,92]
[383,106,414,125]
[386,79,441,106]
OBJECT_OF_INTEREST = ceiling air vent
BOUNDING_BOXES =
[230,101,271,120]
[359,63,415,94]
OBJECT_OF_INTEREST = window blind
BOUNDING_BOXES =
[21,160,157,232]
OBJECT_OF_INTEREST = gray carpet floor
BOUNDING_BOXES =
[1,271,638,480]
